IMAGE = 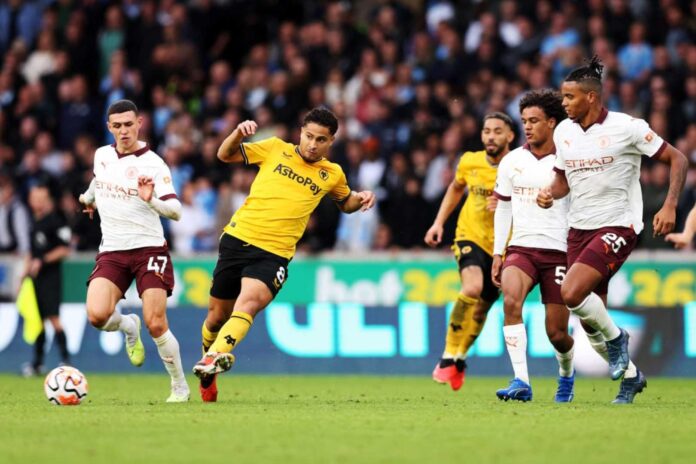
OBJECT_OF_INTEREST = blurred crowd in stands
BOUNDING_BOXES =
[0,0,694,256]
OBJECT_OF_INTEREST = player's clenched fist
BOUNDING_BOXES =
[536,187,553,209]
[236,120,258,137]
[424,223,443,247]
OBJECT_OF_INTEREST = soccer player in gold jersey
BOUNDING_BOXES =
[192,107,375,401]
[424,112,515,391]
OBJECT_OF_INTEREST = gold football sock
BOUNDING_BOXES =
[456,303,486,358]
[444,295,478,357]
[209,311,254,354]
[201,323,219,355]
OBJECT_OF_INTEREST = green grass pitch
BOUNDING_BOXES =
[1,374,695,464]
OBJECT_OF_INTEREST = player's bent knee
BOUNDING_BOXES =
[145,319,167,338]
[87,312,108,328]
[560,283,585,308]
[461,285,483,299]
[503,294,523,315]
[86,305,114,328]
[546,327,568,346]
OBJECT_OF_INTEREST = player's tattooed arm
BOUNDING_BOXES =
[217,120,258,163]
[653,144,688,236]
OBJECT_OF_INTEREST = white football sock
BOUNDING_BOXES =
[154,330,187,387]
[586,330,638,378]
[100,311,137,345]
[503,324,529,384]
[568,293,621,341]
[555,345,574,377]
[585,330,609,361]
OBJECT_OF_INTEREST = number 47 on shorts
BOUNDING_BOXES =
[147,256,168,274]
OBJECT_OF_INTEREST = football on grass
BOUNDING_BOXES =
[44,366,88,405]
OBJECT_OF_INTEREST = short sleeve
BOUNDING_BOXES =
[55,216,71,247]
[154,162,178,201]
[454,153,467,185]
[493,157,512,200]
[629,118,666,158]
[329,168,352,203]
[239,137,279,165]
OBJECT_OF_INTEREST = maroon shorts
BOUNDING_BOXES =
[567,227,638,295]
[87,246,175,297]
[502,246,567,304]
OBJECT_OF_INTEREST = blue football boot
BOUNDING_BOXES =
[555,371,575,403]
[613,370,647,404]
[606,328,630,380]
[496,378,533,402]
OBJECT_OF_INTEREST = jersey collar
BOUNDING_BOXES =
[112,142,149,158]
[294,146,324,164]
[523,143,556,159]
[576,107,608,132]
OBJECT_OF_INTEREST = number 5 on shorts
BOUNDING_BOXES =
[554,266,566,285]
[147,256,168,274]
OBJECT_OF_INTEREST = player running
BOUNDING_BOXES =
[537,57,688,403]
[491,89,575,402]
[192,107,375,402]
[424,112,515,391]
[79,99,189,402]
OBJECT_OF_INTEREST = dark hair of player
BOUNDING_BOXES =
[303,107,339,135]
[483,111,515,131]
[565,55,604,94]
[519,89,567,125]
[107,99,139,117]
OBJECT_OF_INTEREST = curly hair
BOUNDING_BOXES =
[564,55,604,93]
[519,89,566,125]
[303,107,339,135]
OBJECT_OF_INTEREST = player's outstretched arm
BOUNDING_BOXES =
[665,204,696,249]
[338,190,376,213]
[217,120,258,163]
[79,178,96,219]
[653,144,688,236]
[424,179,466,247]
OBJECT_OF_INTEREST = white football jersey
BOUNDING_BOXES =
[93,142,178,251]
[495,145,568,252]
[553,109,665,234]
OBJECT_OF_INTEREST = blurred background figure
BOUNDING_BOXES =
[0,0,692,253]
[21,183,71,376]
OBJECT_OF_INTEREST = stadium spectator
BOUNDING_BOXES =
[0,0,692,253]
[0,171,30,254]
